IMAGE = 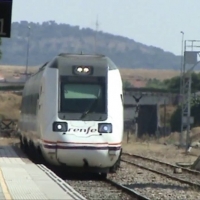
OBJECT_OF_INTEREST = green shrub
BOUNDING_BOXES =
[170,103,200,132]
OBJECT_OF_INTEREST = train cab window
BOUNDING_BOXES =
[60,83,106,114]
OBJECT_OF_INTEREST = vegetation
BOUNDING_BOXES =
[123,80,133,88]
[122,72,200,132]
[0,21,181,69]
[167,73,200,132]
[164,73,200,93]
[146,78,167,89]
[0,92,21,120]
[170,103,200,132]
[139,72,200,92]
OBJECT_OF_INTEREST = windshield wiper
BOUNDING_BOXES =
[80,99,98,119]
[80,89,100,119]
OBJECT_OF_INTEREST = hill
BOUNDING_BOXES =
[0,21,181,69]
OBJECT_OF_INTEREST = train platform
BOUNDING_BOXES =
[0,145,87,200]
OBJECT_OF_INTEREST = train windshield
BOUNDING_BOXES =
[60,82,106,114]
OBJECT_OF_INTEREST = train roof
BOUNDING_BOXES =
[38,53,118,71]
[58,53,106,58]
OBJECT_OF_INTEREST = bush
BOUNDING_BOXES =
[170,103,200,132]
[123,80,132,88]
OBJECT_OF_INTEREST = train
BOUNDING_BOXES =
[18,53,124,178]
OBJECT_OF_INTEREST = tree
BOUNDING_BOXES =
[170,94,200,132]
[123,80,132,88]
[164,72,200,93]
[146,78,167,89]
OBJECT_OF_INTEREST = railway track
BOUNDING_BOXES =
[9,142,200,199]
[65,176,150,200]
[14,143,149,200]
[12,141,200,200]
[38,163,150,200]
[121,152,200,190]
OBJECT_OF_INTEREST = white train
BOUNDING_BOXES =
[19,53,124,177]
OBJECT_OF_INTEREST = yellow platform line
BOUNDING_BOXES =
[0,169,12,200]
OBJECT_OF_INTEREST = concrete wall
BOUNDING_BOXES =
[124,94,179,106]
[123,94,173,136]
[124,106,137,121]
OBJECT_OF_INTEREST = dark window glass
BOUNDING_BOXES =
[60,83,106,113]
[21,69,43,115]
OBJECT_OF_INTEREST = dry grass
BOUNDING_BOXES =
[122,125,200,165]
[0,65,38,78]
[0,137,19,146]
[0,92,22,119]
[122,133,199,165]
[119,68,181,81]
[120,68,182,87]
[124,126,200,146]
[0,65,180,80]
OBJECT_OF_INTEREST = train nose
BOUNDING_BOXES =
[56,148,120,168]
[108,150,118,155]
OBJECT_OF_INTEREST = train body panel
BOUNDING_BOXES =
[19,53,124,174]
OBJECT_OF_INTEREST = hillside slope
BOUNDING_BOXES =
[1,21,181,69]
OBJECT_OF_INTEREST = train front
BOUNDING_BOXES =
[43,54,123,175]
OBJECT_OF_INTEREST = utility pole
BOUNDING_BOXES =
[164,99,166,136]
[180,40,200,150]
[179,32,185,148]
[132,94,143,138]
[180,31,184,98]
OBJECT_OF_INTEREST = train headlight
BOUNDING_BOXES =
[73,66,93,75]
[83,67,89,72]
[52,122,68,132]
[98,123,112,133]
[77,67,83,72]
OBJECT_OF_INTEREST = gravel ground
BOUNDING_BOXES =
[108,162,200,200]
[122,154,200,185]
[66,179,138,200]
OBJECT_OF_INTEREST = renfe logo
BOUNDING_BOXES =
[68,127,97,134]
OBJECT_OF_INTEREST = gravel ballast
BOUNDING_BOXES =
[108,162,200,200]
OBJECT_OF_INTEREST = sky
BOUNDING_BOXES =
[11,0,200,56]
